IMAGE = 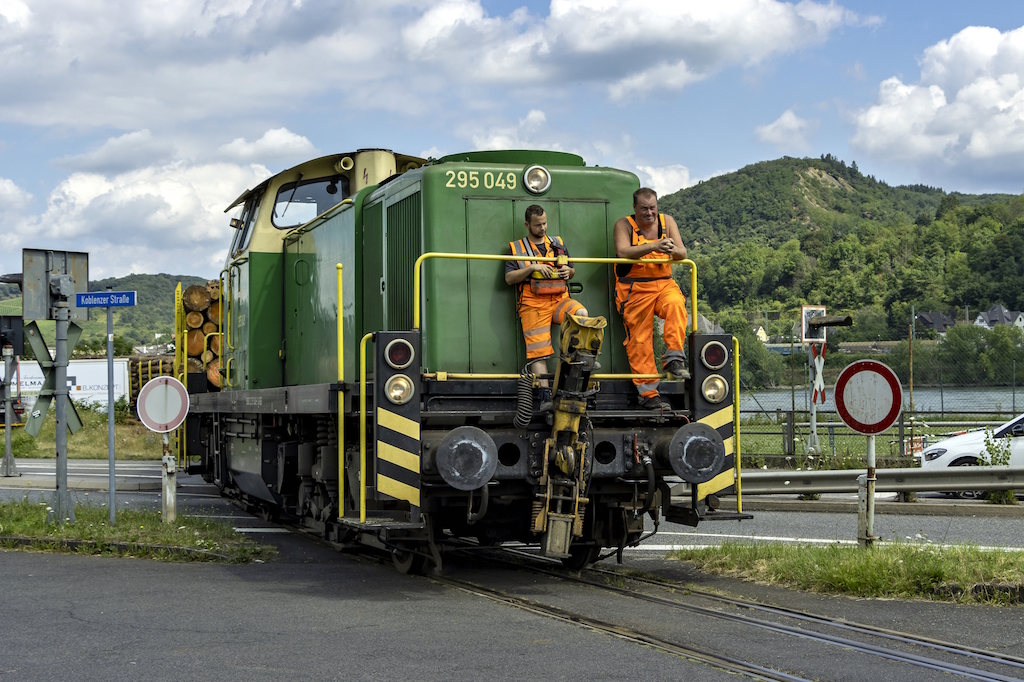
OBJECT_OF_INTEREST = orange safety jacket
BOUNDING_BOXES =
[615,215,672,283]
[509,235,567,305]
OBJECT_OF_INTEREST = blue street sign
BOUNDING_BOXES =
[75,291,137,308]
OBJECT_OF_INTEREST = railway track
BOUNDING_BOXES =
[457,546,1024,682]
[268,511,1023,681]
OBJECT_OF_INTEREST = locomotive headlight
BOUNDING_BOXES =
[701,341,729,370]
[384,374,415,405]
[701,374,729,404]
[523,165,551,194]
[384,338,415,370]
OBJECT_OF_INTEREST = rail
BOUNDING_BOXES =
[705,466,1024,495]
[336,264,345,517]
[733,336,743,513]
[359,332,373,523]
[412,251,697,335]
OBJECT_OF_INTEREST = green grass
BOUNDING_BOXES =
[0,498,276,563]
[671,542,1024,604]
[6,399,162,460]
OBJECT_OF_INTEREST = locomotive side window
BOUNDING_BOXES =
[231,191,263,256]
[272,175,350,229]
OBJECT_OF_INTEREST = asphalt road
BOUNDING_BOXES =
[3,462,1024,681]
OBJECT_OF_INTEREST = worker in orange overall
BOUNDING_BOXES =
[506,205,588,403]
[614,188,689,410]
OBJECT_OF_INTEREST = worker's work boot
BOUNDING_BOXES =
[638,394,665,410]
[664,359,690,380]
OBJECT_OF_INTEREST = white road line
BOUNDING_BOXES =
[234,527,290,534]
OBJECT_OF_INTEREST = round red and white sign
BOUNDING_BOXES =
[137,376,189,433]
[834,360,903,435]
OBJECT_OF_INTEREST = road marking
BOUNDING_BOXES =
[234,527,290,533]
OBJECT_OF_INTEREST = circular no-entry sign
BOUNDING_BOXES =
[834,360,903,435]
[137,376,189,433]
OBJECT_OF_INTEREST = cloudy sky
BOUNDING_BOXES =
[1,0,1021,279]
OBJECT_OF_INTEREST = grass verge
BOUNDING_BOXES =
[0,498,276,563]
[671,542,1024,604]
[7,398,162,460]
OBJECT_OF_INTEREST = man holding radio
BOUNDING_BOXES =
[506,204,588,381]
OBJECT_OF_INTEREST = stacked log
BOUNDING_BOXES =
[128,355,175,403]
[182,280,223,389]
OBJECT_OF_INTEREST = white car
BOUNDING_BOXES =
[920,414,1024,496]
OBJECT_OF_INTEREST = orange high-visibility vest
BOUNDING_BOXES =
[615,215,672,283]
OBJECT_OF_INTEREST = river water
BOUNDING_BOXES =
[741,385,1022,415]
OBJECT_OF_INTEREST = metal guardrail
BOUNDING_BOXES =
[674,466,1024,495]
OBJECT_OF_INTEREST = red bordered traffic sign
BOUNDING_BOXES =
[137,376,189,433]
[834,360,903,435]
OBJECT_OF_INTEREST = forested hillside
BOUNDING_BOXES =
[0,273,206,348]
[660,155,1023,340]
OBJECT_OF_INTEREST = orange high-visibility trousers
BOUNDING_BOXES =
[615,278,688,398]
[519,292,586,360]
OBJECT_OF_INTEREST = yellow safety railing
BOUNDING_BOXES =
[358,332,373,523]
[336,264,345,517]
[411,252,696,381]
[733,336,742,514]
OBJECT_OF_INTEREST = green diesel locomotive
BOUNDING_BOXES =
[180,147,746,572]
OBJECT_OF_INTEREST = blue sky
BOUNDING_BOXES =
[1,1,1022,279]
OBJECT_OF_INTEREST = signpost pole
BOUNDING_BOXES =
[107,288,116,525]
[865,434,876,547]
[2,346,17,477]
[49,300,75,524]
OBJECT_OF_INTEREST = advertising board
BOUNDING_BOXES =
[1,358,130,410]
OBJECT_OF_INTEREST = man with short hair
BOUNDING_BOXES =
[506,205,588,386]
[613,187,689,410]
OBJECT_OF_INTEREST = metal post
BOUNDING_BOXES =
[807,345,819,455]
[162,433,176,524]
[857,473,867,548]
[107,290,116,525]
[865,435,876,547]
[1014,359,1017,415]
[2,346,18,477]
[49,301,75,524]
[939,359,944,418]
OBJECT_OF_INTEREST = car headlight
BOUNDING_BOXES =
[923,448,946,462]
[523,165,551,194]
[384,374,415,405]
[701,374,729,404]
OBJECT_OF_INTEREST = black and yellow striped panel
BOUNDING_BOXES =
[696,404,737,499]
[376,407,421,513]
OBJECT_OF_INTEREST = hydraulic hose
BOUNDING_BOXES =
[641,455,656,512]
[513,370,535,428]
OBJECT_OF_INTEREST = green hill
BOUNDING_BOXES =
[658,155,1023,338]
[0,273,207,349]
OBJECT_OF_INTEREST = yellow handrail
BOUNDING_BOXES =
[336,264,345,518]
[219,267,231,351]
[359,332,373,523]
[733,335,742,514]
[422,372,661,381]
[412,252,697,333]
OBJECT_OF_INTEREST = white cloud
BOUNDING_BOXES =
[636,164,693,196]
[469,109,566,150]
[57,130,177,174]
[0,1,873,129]
[756,109,819,151]
[0,0,31,27]
[217,128,316,164]
[2,160,272,279]
[852,24,1024,178]
[0,177,31,214]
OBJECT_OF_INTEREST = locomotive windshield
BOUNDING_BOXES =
[272,175,350,229]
